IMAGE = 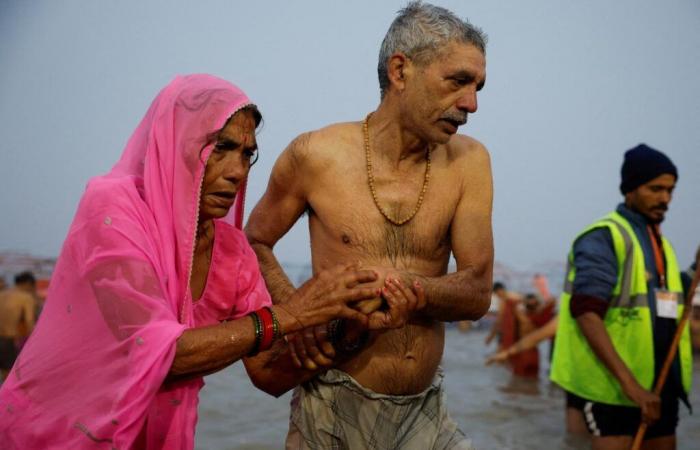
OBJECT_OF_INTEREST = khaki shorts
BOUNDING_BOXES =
[286,369,474,450]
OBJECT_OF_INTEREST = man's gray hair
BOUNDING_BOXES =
[378,1,487,98]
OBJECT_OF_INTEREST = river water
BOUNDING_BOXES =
[196,327,699,450]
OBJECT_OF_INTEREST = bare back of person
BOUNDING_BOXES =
[0,288,35,338]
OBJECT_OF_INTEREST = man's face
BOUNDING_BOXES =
[625,173,676,224]
[199,109,257,222]
[401,41,486,144]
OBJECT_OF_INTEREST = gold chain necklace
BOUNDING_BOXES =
[363,113,430,226]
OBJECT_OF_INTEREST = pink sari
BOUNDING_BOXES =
[0,75,271,449]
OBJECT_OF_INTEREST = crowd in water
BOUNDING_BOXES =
[480,251,700,374]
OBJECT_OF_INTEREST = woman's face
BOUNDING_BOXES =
[198,109,258,222]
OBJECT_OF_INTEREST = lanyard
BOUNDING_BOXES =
[647,224,666,289]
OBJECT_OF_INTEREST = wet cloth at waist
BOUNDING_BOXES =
[286,368,474,450]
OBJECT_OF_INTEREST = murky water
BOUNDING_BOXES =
[196,327,700,449]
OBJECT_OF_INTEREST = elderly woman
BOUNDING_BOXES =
[0,75,417,449]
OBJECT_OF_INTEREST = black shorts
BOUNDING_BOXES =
[566,390,585,410]
[568,391,678,439]
[0,336,19,370]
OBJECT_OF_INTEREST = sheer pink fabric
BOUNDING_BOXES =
[0,74,271,449]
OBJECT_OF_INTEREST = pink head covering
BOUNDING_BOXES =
[0,75,270,449]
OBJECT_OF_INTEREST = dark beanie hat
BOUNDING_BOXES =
[620,143,678,194]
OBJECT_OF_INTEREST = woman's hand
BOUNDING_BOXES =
[284,274,426,369]
[274,263,379,334]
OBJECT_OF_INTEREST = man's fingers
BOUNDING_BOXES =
[367,310,391,330]
[384,282,408,327]
[293,335,317,371]
[344,287,382,303]
[287,336,302,369]
[413,281,426,310]
[302,330,332,367]
[650,401,661,422]
[338,306,368,328]
[391,278,417,310]
[314,325,336,359]
[344,270,379,288]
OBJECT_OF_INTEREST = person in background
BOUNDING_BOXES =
[485,282,540,376]
[550,144,690,450]
[0,271,37,381]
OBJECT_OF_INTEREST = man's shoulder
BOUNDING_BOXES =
[4,289,34,304]
[304,121,359,150]
[285,121,360,167]
[444,134,490,166]
[573,225,615,256]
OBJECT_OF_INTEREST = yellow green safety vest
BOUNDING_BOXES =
[550,211,692,406]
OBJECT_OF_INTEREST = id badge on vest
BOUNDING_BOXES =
[655,288,679,319]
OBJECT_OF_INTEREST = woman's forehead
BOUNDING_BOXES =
[219,110,257,145]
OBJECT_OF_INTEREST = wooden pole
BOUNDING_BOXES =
[631,256,699,449]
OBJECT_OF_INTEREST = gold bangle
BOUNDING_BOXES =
[267,306,282,339]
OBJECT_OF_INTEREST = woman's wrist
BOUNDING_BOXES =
[270,304,303,335]
[247,306,284,355]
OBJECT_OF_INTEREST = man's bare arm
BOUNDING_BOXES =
[22,293,36,333]
[576,312,660,424]
[409,141,494,321]
[243,133,334,389]
[246,134,311,304]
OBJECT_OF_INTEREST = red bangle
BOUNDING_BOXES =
[257,307,275,352]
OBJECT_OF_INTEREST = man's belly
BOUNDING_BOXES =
[311,244,451,396]
[338,318,445,395]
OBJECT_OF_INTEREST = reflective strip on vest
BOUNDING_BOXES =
[562,217,646,308]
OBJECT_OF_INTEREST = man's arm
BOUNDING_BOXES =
[575,313,660,423]
[570,228,660,424]
[246,134,311,305]
[21,293,36,333]
[407,140,494,321]
[243,133,340,390]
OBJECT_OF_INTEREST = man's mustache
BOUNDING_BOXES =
[652,203,668,212]
[440,112,467,126]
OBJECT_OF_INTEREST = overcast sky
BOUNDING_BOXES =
[1,0,698,270]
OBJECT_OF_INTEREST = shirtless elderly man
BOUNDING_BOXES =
[246,2,492,448]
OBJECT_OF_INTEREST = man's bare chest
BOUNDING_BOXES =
[306,169,458,263]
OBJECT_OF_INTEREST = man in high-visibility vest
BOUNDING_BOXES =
[551,144,691,450]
